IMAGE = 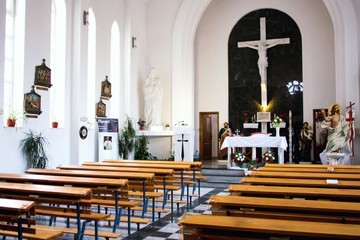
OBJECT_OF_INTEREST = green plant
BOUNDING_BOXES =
[7,109,26,127]
[137,118,146,127]
[165,123,170,128]
[19,130,49,168]
[118,116,136,159]
[134,135,154,160]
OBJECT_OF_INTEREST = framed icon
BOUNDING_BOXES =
[101,75,112,99]
[24,86,42,115]
[96,98,106,117]
[256,112,271,122]
[34,59,52,89]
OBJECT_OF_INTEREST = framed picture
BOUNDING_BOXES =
[101,75,112,99]
[96,98,106,117]
[34,59,52,89]
[256,112,271,122]
[24,86,42,115]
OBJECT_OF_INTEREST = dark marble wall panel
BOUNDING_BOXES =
[228,9,303,162]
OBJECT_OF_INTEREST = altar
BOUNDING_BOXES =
[221,136,288,169]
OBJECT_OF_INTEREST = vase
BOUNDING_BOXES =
[276,126,280,137]
[7,119,16,127]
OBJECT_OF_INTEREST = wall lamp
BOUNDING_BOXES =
[132,36,137,48]
[83,10,89,26]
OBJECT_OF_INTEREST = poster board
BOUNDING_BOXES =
[97,118,119,161]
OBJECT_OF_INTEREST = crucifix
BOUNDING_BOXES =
[238,17,290,133]
[177,134,188,161]
[346,101,355,156]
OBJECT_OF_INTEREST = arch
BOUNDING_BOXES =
[110,21,120,118]
[172,0,358,128]
[87,8,96,125]
[171,0,211,127]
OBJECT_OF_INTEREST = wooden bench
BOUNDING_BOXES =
[103,159,204,197]
[249,170,360,181]
[0,172,133,235]
[0,198,62,240]
[264,163,360,169]
[94,161,195,207]
[209,195,360,224]
[258,166,360,173]
[228,184,360,201]
[25,168,157,226]
[56,165,171,222]
[241,176,360,189]
[178,214,360,239]
[0,181,102,240]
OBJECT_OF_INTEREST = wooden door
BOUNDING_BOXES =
[199,112,218,161]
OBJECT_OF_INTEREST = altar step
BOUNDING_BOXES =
[200,168,245,189]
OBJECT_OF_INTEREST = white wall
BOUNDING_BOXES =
[0,0,359,172]
[144,0,182,159]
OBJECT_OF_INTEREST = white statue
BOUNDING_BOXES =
[143,68,163,126]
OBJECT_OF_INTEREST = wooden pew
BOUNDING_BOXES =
[57,164,175,222]
[0,181,103,240]
[208,195,360,224]
[25,168,156,224]
[103,159,205,197]
[178,214,360,239]
[264,163,360,169]
[258,166,360,173]
[0,198,62,240]
[249,170,360,181]
[241,176,360,189]
[84,161,195,209]
[0,173,130,235]
[228,184,360,201]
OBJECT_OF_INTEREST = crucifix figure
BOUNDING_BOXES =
[238,17,290,125]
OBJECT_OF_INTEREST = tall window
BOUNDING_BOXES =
[110,21,120,118]
[50,0,66,127]
[87,8,96,126]
[3,0,25,126]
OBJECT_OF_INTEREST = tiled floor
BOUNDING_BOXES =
[121,187,227,240]
[28,186,227,240]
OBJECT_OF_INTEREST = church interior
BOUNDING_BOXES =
[0,0,360,239]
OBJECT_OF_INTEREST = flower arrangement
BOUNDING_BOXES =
[232,151,258,170]
[272,116,282,127]
[262,150,276,163]
[233,152,248,165]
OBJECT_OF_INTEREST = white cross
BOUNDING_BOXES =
[238,17,290,110]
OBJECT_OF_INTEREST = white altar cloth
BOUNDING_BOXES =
[221,136,288,169]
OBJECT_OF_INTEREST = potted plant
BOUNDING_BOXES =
[19,130,49,168]
[137,118,146,130]
[7,109,25,127]
[134,134,154,160]
[118,116,136,159]
[165,123,170,131]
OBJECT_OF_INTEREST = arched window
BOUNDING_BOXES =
[3,0,25,127]
[110,21,120,118]
[50,0,66,127]
[87,8,96,127]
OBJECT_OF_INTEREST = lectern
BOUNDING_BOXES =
[173,126,194,162]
